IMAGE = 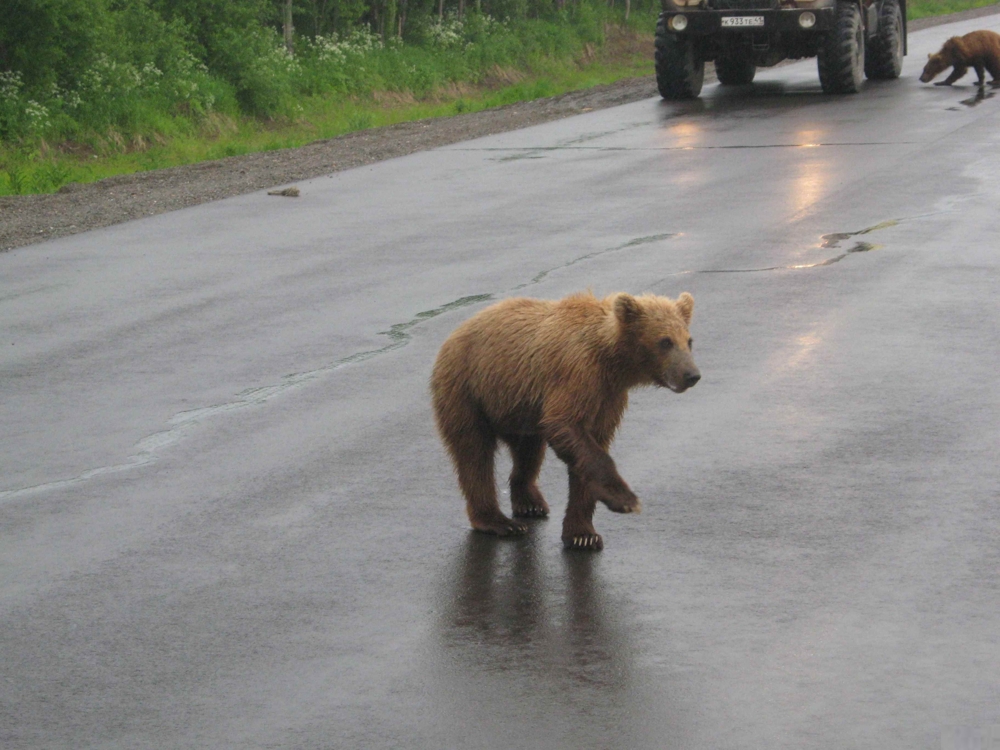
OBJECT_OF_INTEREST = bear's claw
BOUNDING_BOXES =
[563,533,604,551]
[512,505,549,518]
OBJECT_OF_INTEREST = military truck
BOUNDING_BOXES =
[655,0,906,98]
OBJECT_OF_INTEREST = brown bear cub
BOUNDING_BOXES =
[920,30,1000,87]
[431,291,700,551]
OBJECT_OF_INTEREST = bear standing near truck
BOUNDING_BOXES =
[920,29,1000,87]
[431,291,700,551]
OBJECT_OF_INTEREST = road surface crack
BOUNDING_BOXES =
[0,293,492,501]
[650,220,896,286]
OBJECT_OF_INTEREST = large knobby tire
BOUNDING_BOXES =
[655,13,705,100]
[716,56,757,86]
[865,0,904,80]
[817,1,865,94]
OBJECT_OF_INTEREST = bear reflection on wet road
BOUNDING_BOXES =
[427,533,690,748]
[441,535,631,682]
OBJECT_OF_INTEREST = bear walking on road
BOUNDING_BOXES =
[920,30,1000,87]
[431,291,700,551]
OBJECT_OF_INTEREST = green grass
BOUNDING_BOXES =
[0,25,652,196]
[908,0,1000,20]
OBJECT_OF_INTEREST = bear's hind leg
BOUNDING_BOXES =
[985,58,1000,85]
[446,414,527,537]
[506,434,550,519]
[562,472,603,551]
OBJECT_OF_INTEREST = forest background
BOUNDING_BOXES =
[0,0,995,195]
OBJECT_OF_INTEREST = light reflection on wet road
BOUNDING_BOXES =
[3,13,1000,750]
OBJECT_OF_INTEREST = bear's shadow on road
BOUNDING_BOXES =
[434,531,640,695]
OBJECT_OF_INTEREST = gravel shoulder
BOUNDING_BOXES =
[1,6,996,253]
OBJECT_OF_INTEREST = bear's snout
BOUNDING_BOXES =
[659,364,700,393]
[670,367,700,392]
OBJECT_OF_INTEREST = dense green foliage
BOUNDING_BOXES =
[0,0,650,143]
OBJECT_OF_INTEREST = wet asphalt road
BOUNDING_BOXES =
[3,15,1000,750]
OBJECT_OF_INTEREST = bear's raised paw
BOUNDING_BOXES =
[594,483,642,514]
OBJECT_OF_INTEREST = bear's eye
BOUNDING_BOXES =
[688,338,693,350]
[659,337,674,351]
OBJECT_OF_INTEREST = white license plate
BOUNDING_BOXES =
[721,15,765,27]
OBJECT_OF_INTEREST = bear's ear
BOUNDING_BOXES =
[676,292,694,325]
[927,53,933,59]
[614,293,642,325]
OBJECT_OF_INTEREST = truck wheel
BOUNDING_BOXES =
[865,0,904,80]
[716,56,756,86]
[817,1,865,94]
[655,13,705,100]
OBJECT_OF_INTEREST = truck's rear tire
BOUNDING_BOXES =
[655,13,705,100]
[865,0,904,80]
[817,1,865,94]
[716,56,756,86]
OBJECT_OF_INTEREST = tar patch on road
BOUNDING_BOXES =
[820,220,898,248]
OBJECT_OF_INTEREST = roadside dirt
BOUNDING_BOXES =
[1,6,996,253]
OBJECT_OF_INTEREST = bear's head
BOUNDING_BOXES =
[613,292,700,393]
[920,53,950,82]
[920,38,961,82]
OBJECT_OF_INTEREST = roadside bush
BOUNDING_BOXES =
[0,0,109,92]
[1,0,620,142]
[210,26,299,116]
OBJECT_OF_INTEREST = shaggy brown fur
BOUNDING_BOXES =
[431,291,700,551]
[920,30,1000,86]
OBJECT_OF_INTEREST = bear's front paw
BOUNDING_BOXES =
[511,484,550,518]
[512,504,549,518]
[563,533,604,551]
[471,513,528,537]
[594,483,642,514]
